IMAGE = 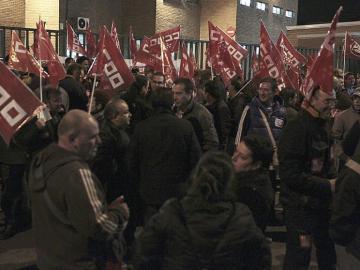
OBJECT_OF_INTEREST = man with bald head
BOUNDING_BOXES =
[29,110,129,270]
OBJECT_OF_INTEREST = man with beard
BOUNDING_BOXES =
[279,86,337,270]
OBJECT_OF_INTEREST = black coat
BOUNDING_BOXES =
[279,109,335,229]
[206,100,232,150]
[128,109,202,206]
[92,120,130,202]
[230,168,274,232]
[134,196,271,270]
[330,131,360,260]
[59,76,88,111]
[227,93,247,137]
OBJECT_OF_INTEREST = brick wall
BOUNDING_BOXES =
[0,0,25,27]
[199,0,237,40]
[25,0,59,30]
[156,0,200,40]
[120,0,156,38]
[237,0,297,44]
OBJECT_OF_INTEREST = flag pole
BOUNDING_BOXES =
[160,37,165,75]
[343,32,347,83]
[88,73,97,114]
[38,16,43,102]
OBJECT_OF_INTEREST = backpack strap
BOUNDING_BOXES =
[345,158,360,175]
[235,105,250,146]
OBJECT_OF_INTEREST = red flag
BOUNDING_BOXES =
[111,21,121,52]
[302,6,342,98]
[66,22,87,55]
[251,50,259,73]
[259,21,293,89]
[208,21,247,78]
[344,31,360,60]
[0,61,43,144]
[88,28,134,90]
[34,21,66,86]
[85,28,97,58]
[179,43,194,79]
[97,26,107,55]
[276,31,306,69]
[129,26,137,63]
[189,50,198,72]
[160,37,177,84]
[8,31,47,77]
[135,36,162,70]
[220,67,238,86]
[149,26,180,53]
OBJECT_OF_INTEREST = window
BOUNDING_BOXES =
[286,10,294,18]
[272,6,281,15]
[256,2,266,11]
[240,0,251,6]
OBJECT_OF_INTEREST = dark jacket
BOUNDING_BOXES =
[134,196,271,270]
[227,92,247,137]
[14,113,62,157]
[29,144,126,270]
[230,168,274,232]
[128,108,202,206]
[206,100,232,150]
[180,99,219,152]
[330,136,360,260]
[239,97,287,143]
[59,76,88,111]
[279,109,334,229]
[123,94,153,134]
[92,120,130,203]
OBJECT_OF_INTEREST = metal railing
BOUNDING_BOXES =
[1,25,358,80]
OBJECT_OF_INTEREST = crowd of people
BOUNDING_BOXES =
[1,53,360,270]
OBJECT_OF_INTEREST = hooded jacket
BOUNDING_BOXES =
[29,143,126,270]
[134,196,271,270]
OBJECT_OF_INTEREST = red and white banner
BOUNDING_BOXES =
[33,21,66,86]
[0,61,43,144]
[344,31,360,60]
[160,37,177,84]
[88,28,134,90]
[8,31,47,78]
[208,21,247,80]
[251,50,259,74]
[66,22,87,55]
[189,50,198,73]
[86,28,97,58]
[129,26,137,64]
[259,21,293,89]
[276,31,306,69]
[135,36,162,71]
[302,6,342,98]
[179,43,194,80]
[148,26,180,53]
[111,21,121,52]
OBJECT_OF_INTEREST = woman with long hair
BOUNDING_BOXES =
[134,151,271,270]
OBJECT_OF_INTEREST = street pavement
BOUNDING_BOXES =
[0,226,319,270]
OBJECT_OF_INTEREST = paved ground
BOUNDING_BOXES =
[0,226,319,270]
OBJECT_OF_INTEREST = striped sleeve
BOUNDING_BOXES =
[79,168,118,234]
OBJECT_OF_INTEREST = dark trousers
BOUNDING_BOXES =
[0,164,27,228]
[283,208,336,270]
